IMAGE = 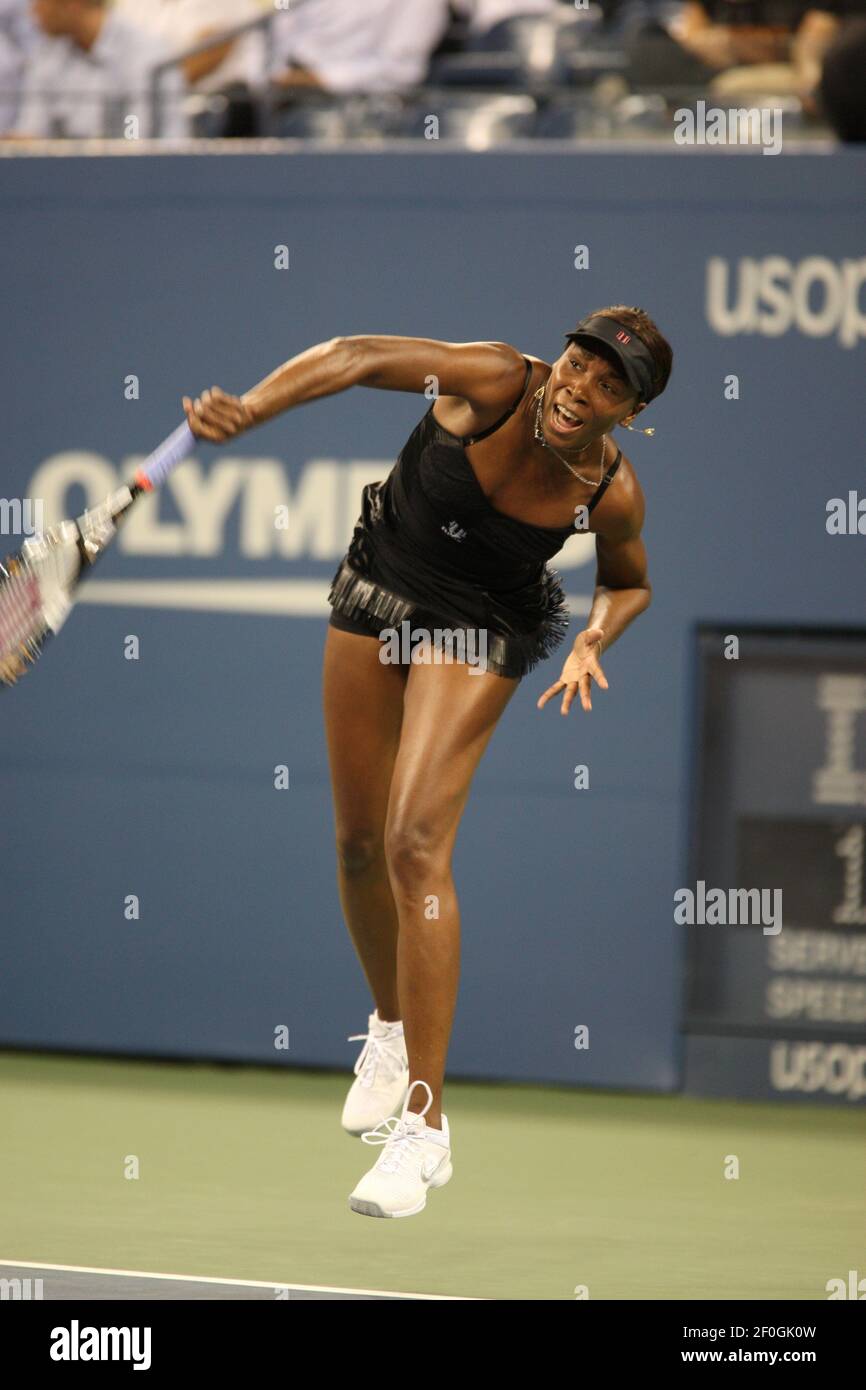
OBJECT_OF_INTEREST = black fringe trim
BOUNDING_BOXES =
[479,565,571,678]
[328,558,572,680]
[327,557,418,630]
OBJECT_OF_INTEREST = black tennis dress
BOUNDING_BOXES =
[327,357,622,680]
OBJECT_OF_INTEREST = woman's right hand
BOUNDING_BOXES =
[182,387,256,444]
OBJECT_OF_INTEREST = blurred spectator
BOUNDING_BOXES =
[0,0,36,130]
[666,1,850,97]
[453,0,555,36]
[672,0,801,72]
[790,5,849,104]
[819,15,866,138]
[271,0,451,94]
[6,0,188,137]
[115,0,265,96]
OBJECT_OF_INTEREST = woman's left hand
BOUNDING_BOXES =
[537,626,608,715]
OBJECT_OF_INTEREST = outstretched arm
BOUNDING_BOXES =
[537,487,652,716]
[585,531,653,658]
[183,335,527,443]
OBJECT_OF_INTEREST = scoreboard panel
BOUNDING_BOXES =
[683,628,866,1105]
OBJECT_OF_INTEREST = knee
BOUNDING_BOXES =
[385,822,447,894]
[335,831,383,876]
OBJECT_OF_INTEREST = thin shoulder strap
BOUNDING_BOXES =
[462,356,533,447]
[587,446,622,513]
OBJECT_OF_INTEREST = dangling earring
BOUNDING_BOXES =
[624,421,656,436]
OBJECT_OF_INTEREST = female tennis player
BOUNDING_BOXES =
[182,306,673,1218]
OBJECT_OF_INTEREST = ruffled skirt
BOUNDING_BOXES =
[327,486,571,681]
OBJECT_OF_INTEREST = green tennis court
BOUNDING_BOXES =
[1,1052,862,1301]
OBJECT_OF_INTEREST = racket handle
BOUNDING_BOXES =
[133,421,197,492]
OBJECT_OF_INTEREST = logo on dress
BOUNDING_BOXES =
[441,519,468,542]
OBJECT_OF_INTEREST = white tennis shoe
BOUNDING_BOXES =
[341,1010,409,1136]
[348,1080,452,1218]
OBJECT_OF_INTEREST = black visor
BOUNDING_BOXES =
[564,315,658,404]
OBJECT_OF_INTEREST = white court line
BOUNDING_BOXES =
[76,579,331,617]
[0,1259,477,1301]
[76,579,592,619]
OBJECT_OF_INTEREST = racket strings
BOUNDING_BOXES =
[0,568,51,684]
[0,526,82,685]
[0,430,186,689]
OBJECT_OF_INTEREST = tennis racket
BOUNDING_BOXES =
[0,422,196,687]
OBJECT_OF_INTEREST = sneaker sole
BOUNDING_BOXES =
[348,1160,453,1218]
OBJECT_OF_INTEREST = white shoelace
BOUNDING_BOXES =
[361,1114,428,1176]
[348,1028,405,1089]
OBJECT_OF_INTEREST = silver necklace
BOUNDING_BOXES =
[533,392,607,487]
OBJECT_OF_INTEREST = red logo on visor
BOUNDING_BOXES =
[615,330,631,344]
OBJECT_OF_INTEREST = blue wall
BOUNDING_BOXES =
[1,149,864,1090]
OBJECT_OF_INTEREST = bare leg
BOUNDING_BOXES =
[384,658,519,1129]
[322,625,408,1021]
